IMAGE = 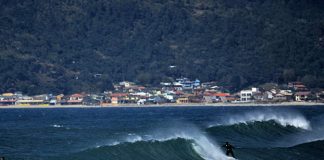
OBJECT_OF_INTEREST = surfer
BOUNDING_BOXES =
[223,142,235,158]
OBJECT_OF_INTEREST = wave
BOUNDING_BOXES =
[207,120,304,146]
[62,138,206,160]
[55,128,234,160]
[51,124,64,128]
[56,137,324,160]
[208,110,311,130]
[205,110,312,147]
[234,140,324,160]
[113,130,233,160]
[276,114,324,147]
[50,124,71,130]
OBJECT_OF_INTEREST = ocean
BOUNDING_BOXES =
[0,106,324,160]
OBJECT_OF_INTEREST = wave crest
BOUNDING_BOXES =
[210,110,311,130]
[97,128,233,160]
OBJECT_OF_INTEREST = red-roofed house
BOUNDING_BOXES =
[215,93,231,102]
[66,94,84,105]
[295,92,311,101]
[203,92,217,103]
[0,95,17,106]
[203,92,230,103]
[288,82,308,91]
[214,93,230,97]
[111,93,129,104]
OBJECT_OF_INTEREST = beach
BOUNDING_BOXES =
[1,101,324,109]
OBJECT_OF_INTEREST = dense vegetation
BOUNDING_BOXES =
[0,0,323,94]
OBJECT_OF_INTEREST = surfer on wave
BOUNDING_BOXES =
[223,142,235,158]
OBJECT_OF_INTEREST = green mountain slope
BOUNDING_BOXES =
[0,0,323,94]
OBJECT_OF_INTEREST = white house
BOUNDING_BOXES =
[162,93,174,101]
[119,81,135,88]
[240,88,260,102]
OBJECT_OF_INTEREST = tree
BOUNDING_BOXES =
[283,69,296,82]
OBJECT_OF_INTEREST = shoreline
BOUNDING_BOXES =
[0,102,324,109]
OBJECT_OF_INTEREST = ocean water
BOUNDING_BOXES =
[0,106,324,160]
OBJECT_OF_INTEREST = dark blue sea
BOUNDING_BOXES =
[1,106,324,160]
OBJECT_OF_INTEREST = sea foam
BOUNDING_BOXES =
[210,110,311,130]
[103,127,233,160]
[51,124,64,128]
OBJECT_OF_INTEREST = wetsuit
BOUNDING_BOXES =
[223,143,235,158]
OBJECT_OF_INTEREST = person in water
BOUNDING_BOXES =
[223,142,235,158]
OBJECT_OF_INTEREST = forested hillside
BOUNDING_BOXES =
[0,0,323,94]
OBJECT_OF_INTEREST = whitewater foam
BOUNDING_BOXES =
[102,128,232,160]
[210,110,311,130]
[51,124,64,128]
[157,132,229,160]
[279,114,324,147]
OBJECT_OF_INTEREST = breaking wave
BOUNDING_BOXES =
[209,110,311,130]
[55,128,234,160]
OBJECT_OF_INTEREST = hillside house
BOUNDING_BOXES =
[162,93,175,102]
[175,77,194,90]
[176,95,190,103]
[240,88,260,102]
[295,92,311,101]
[0,93,17,105]
[318,91,324,102]
[63,93,84,105]
[203,92,218,103]
[288,82,308,91]
[16,100,45,105]
[215,93,231,102]
[189,95,204,103]
[111,93,130,104]
[263,91,274,100]
[204,92,231,103]
[83,96,101,106]
[273,93,287,101]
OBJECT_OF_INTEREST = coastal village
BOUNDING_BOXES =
[0,78,324,107]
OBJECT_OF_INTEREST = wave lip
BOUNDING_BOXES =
[85,127,232,160]
[210,110,311,130]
